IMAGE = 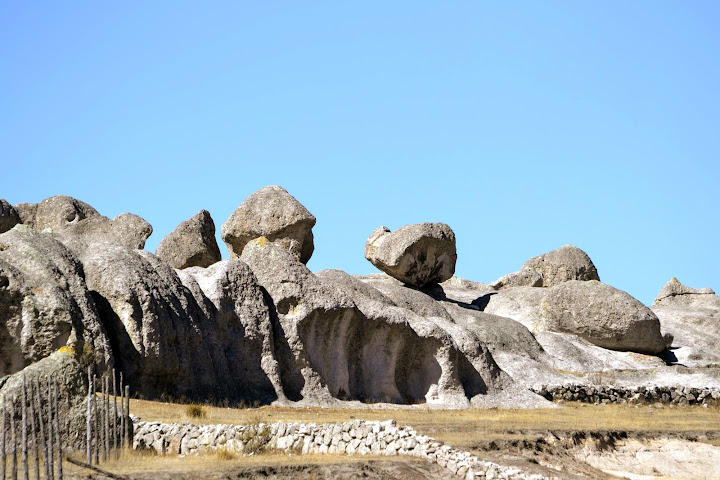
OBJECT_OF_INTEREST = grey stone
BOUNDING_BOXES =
[0,199,21,234]
[221,186,316,263]
[155,210,221,269]
[543,281,666,354]
[16,195,152,256]
[653,277,718,307]
[491,245,599,289]
[364,223,457,288]
[0,225,112,376]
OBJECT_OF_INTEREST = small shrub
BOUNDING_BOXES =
[185,404,207,419]
[214,446,236,460]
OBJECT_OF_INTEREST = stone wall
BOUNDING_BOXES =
[530,384,720,406]
[132,417,549,479]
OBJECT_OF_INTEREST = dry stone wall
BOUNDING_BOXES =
[530,384,720,406]
[132,417,551,479]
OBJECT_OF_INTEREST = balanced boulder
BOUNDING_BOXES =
[156,210,221,269]
[0,199,21,233]
[492,245,599,289]
[221,186,316,263]
[364,223,457,288]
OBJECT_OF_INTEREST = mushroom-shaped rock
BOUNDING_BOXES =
[0,225,113,376]
[18,195,152,256]
[0,199,21,233]
[364,223,457,288]
[543,281,666,355]
[156,210,221,269]
[221,186,316,263]
[491,245,599,289]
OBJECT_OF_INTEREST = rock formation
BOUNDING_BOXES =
[13,195,152,256]
[492,245,599,289]
[0,199,21,234]
[155,209,221,269]
[0,225,112,376]
[364,223,457,288]
[221,186,316,263]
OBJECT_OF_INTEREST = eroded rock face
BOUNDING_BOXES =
[492,245,599,289]
[17,195,152,256]
[221,186,316,263]
[0,199,21,234]
[0,226,112,377]
[156,210,221,269]
[81,244,280,403]
[364,223,457,288]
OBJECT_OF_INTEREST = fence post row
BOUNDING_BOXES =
[1,368,130,479]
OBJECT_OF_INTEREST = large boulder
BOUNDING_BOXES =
[483,281,667,355]
[491,245,599,289]
[364,223,457,288]
[221,186,316,263]
[653,277,719,308]
[16,195,152,256]
[0,226,112,377]
[155,210,221,269]
[0,199,21,234]
[542,281,666,355]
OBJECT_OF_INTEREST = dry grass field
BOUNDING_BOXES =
[50,398,719,478]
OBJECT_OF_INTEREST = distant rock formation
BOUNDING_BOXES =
[156,209,221,269]
[492,245,599,289]
[0,199,21,233]
[364,223,457,288]
[221,186,316,263]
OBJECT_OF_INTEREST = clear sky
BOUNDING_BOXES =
[2,2,719,305]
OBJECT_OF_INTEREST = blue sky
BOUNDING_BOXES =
[2,2,719,305]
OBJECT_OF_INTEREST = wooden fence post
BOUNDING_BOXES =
[10,396,17,480]
[86,369,92,466]
[112,369,118,455]
[103,376,109,462]
[33,379,47,480]
[1,395,6,480]
[119,373,124,451]
[53,381,62,480]
[92,376,98,466]
[28,381,38,480]
[124,386,130,449]
[21,379,28,480]
[46,379,53,480]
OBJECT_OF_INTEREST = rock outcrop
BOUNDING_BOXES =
[652,278,720,367]
[221,186,316,263]
[492,245,599,289]
[0,199,21,234]
[364,223,457,288]
[15,195,152,256]
[0,225,112,376]
[155,210,221,269]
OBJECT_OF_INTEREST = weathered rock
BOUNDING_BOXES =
[491,245,599,289]
[156,210,221,269]
[543,281,666,355]
[179,259,284,402]
[364,223,457,288]
[0,199,21,234]
[0,350,97,451]
[221,186,316,263]
[652,278,720,367]
[0,225,112,377]
[12,202,37,225]
[653,277,719,307]
[82,244,281,402]
[16,195,152,256]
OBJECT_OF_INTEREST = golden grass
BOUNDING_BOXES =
[130,398,720,451]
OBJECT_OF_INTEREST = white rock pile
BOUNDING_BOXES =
[132,417,553,479]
